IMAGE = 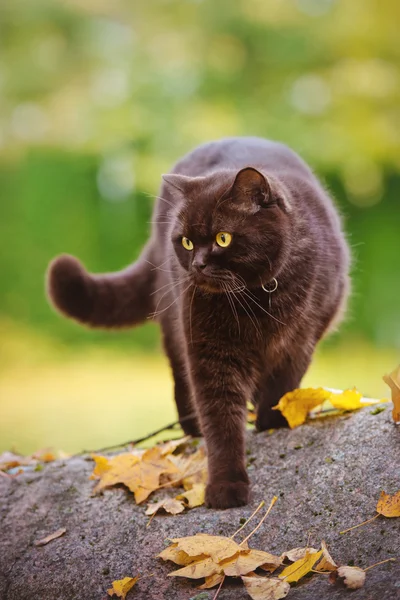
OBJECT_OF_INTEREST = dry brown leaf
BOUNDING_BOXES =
[176,483,205,508]
[242,575,290,600]
[221,550,282,576]
[315,540,338,572]
[91,448,178,504]
[34,528,66,547]
[157,543,207,566]
[107,576,139,599]
[330,566,366,589]
[383,365,400,423]
[376,490,400,517]
[168,556,222,579]
[198,573,225,589]
[281,547,319,563]
[170,534,241,563]
[279,550,322,583]
[145,497,185,516]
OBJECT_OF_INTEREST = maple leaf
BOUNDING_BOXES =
[157,544,207,566]
[242,575,290,600]
[168,556,223,579]
[329,566,366,589]
[272,388,331,428]
[169,534,241,563]
[279,549,322,583]
[34,528,66,547]
[145,497,185,516]
[176,483,205,508]
[376,490,400,517]
[91,447,178,503]
[314,540,338,572]
[329,388,381,411]
[383,365,400,423]
[280,547,319,563]
[220,549,282,576]
[107,576,138,599]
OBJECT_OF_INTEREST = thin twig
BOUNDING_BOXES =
[239,496,278,546]
[212,575,225,600]
[230,500,265,539]
[340,514,379,534]
[364,557,396,571]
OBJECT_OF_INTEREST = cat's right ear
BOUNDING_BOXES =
[162,173,193,193]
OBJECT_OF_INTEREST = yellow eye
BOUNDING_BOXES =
[216,232,232,248]
[182,237,194,251]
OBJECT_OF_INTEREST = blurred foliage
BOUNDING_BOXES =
[0,0,399,348]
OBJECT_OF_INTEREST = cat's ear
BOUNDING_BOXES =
[162,173,197,193]
[231,168,271,210]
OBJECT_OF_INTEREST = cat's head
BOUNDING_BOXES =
[164,167,292,292]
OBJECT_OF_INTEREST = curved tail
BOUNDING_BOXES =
[46,253,154,328]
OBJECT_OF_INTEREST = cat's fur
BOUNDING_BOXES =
[47,137,350,509]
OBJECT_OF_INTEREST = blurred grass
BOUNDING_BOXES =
[0,320,395,455]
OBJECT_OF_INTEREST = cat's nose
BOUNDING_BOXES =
[192,251,208,271]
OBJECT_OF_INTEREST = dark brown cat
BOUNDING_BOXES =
[47,137,350,509]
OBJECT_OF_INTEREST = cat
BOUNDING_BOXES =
[47,137,350,509]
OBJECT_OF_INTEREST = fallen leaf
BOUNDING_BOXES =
[176,483,205,508]
[107,576,138,599]
[159,436,191,456]
[242,576,290,600]
[170,534,241,563]
[34,528,66,547]
[91,448,178,504]
[279,550,322,583]
[168,556,222,579]
[376,490,400,517]
[329,388,378,411]
[158,543,208,566]
[145,497,185,516]
[281,547,319,563]
[330,566,365,589]
[383,365,400,423]
[272,388,331,428]
[221,550,282,576]
[198,573,224,589]
[315,540,338,572]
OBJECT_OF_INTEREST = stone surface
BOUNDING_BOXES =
[0,407,399,600]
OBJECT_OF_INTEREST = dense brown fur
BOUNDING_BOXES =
[47,137,350,509]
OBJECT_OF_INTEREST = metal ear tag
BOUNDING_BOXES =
[262,278,278,309]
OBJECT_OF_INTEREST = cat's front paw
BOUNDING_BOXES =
[205,480,250,509]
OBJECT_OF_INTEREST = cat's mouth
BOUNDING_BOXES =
[192,272,239,294]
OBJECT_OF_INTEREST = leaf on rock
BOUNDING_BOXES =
[176,483,205,508]
[242,576,290,600]
[170,534,242,563]
[107,576,139,599]
[91,448,178,504]
[145,497,185,516]
[315,540,338,572]
[272,388,331,428]
[34,527,66,547]
[330,566,366,589]
[159,436,191,456]
[168,556,222,579]
[198,573,225,589]
[279,550,322,583]
[383,365,400,423]
[281,547,319,563]
[376,490,400,517]
[329,388,379,410]
[221,550,282,576]
[158,543,207,566]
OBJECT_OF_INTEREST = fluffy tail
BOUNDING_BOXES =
[46,253,154,328]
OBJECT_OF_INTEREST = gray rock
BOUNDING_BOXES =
[0,407,399,600]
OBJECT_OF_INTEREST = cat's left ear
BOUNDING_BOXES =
[231,168,290,213]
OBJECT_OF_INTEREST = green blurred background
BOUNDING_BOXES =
[0,0,399,454]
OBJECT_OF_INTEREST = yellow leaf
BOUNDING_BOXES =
[383,365,400,423]
[221,550,282,576]
[157,543,207,566]
[330,566,366,589]
[158,436,191,456]
[198,573,225,589]
[376,490,400,517]
[168,556,222,579]
[272,388,331,428]
[329,388,377,410]
[279,550,322,583]
[91,449,178,504]
[145,497,185,516]
[170,534,242,563]
[242,576,290,600]
[107,576,139,599]
[176,483,205,508]
[315,540,338,572]
[281,547,319,563]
